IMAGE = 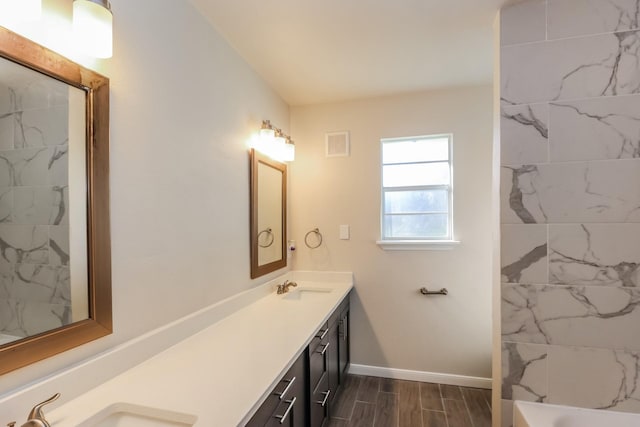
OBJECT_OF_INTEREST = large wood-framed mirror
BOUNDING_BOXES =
[0,26,111,375]
[250,149,286,278]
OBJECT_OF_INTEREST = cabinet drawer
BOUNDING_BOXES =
[309,339,329,390]
[246,352,305,427]
[309,321,329,353]
[310,372,330,427]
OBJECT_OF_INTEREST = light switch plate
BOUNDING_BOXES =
[339,225,350,240]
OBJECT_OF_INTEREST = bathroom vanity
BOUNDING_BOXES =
[35,271,352,427]
[246,295,350,427]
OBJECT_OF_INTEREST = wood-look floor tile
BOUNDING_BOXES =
[327,418,350,427]
[461,388,491,427]
[333,375,362,419]
[357,376,380,403]
[398,380,422,427]
[444,398,472,427]
[380,377,401,393]
[420,383,444,411]
[422,410,448,427]
[481,389,492,408]
[349,402,376,427]
[441,384,463,400]
[374,392,399,427]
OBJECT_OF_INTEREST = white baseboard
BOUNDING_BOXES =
[348,364,492,389]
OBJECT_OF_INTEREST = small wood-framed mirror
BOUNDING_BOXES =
[0,26,111,375]
[250,149,286,278]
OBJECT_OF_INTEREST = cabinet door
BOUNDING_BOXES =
[327,321,340,408]
[246,351,307,427]
[310,372,330,427]
[338,309,349,381]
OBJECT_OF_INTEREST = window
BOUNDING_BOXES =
[379,134,455,247]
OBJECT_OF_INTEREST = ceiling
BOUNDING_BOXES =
[190,0,512,106]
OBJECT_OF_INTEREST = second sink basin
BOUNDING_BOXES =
[78,403,197,427]
[282,287,333,301]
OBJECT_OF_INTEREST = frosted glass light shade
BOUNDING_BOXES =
[260,128,275,141]
[0,0,41,22]
[282,143,295,162]
[73,0,113,58]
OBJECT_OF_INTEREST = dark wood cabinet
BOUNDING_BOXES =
[338,306,349,383]
[245,293,350,427]
[246,350,307,427]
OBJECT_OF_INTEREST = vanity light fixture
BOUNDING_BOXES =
[0,0,42,22]
[282,137,295,162]
[260,120,276,140]
[73,0,113,58]
[253,120,295,162]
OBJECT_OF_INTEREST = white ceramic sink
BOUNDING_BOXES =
[282,286,333,301]
[77,403,197,427]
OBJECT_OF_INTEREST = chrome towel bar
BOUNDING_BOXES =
[420,287,448,296]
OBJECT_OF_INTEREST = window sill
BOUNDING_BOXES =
[376,240,460,251]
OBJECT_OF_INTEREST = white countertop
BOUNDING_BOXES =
[47,272,353,427]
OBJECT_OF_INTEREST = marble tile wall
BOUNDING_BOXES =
[0,71,71,340]
[500,1,640,425]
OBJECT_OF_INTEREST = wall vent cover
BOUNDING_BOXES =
[325,131,350,157]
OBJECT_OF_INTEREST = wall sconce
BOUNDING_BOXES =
[253,120,295,162]
[0,0,42,22]
[73,0,113,58]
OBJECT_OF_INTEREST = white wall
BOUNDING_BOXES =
[0,0,289,397]
[290,86,493,379]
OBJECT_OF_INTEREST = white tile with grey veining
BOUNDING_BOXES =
[0,147,50,187]
[501,224,548,284]
[13,186,68,225]
[0,298,20,336]
[501,103,549,165]
[502,284,640,349]
[0,112,13,150]
[48,145,68,186]
[501,30,640,105]
[549,224,640,287]
[0,188,11,223]
[14,105,68,148]
[550,95,640,161]
[501,160,640,224]
[0,298,69,337]
[548,0,640,40]
[7,263,70,304]
[502,342,548,402]
[49,225,69,266]
[501,0,547,46]
[0,224,48,264]
[548,345,640,411]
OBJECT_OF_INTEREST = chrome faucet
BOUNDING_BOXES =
[7,393,60,427]
[276,280,298,294]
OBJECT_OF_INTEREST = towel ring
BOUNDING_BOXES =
[304,228,323,249]
[257,228,274,248]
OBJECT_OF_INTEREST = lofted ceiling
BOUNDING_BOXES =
[190,0,513,106]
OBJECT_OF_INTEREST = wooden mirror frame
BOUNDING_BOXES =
[250,149,287,278]
[0,27,112,375]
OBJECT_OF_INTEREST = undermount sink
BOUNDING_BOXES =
[282,286,333,301]
[78,403,197,427]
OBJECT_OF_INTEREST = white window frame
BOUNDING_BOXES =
[377,134,459,251]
